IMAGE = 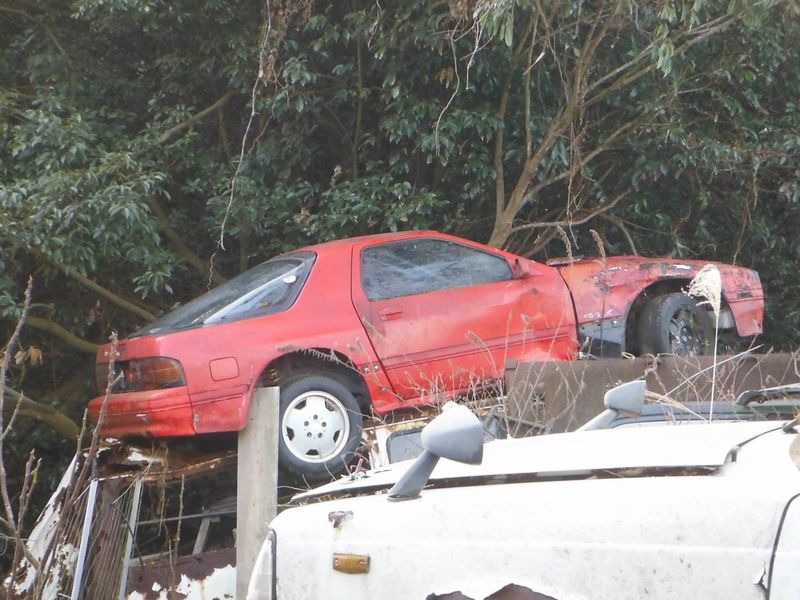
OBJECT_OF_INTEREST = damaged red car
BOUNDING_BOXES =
[89,231,764,481]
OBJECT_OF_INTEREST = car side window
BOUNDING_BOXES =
[361,238,512,301]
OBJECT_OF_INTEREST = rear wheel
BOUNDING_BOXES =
[637,293,713,356]
[277,374,363,482]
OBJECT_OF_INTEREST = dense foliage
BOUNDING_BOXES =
[1,0,799,534]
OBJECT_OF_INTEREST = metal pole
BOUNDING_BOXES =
[71,478,99,600]
[117,478,143,600]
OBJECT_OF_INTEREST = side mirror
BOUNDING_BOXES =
[577,380,647,431]
[604,379,647,415]
[388,403,484,501]
[512,258,542,279]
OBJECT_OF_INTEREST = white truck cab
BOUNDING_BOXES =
[249,404,800,599]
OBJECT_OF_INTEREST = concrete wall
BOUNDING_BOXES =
[506,352,800,434]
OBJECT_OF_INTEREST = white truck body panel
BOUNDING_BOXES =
[259,422,800,600]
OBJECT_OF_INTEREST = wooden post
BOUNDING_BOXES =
[237,387,280,599]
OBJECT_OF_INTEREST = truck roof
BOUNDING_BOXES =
[295,420,789,501]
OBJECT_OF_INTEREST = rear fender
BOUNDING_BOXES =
[242,348,397,421]
[557,258,763,350]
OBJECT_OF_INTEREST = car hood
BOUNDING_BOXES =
[295,420,787,501]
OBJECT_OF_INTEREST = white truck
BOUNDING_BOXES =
[249,403,800,599]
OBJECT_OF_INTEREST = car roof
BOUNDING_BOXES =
[296,420,790,501]
[298,230,444,252]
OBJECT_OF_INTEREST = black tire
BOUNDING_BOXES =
[277,374,363,483]
[637,293,713,356]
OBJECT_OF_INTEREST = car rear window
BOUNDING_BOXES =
[134,252,316,336]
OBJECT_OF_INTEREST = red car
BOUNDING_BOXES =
[89,231,763,480]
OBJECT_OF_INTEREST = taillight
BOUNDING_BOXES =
[96,358,186,393]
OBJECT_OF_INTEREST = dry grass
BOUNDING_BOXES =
[687,264,722,416]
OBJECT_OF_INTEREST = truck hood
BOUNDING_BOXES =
[295,420,786,502]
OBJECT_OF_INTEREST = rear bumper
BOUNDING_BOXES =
[88,387,197,437]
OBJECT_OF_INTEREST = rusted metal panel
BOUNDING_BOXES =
[555,256,764,340]
[124,548,235,599]
[13,442,240,599]
[428,586,557,600]
[95,443,237,484]
[505,352,800,434]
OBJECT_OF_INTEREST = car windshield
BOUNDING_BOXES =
[134,251,316,336]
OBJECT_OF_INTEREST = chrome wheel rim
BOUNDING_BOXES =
[281,391,350,463]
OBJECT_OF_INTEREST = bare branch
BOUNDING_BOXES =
[2,388,81,440]
[0,277,33,533]
[0,6,76,100]
[7,452,41,583]
[586,14,736,109]
[67,333,120,511]
[492,75,512,223]
[525,116,644,200]
[489,102,570,246]
[434,26,462,156]
[213,0,312,279]
[585,43,652,98]
[601,214,638,255]
[35,250,157,321]
[147,196,227,286]
[25,316,100,354]
[154,90,235,147]
[509,190,628,234]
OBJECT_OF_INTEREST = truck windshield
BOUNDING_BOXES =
[134,251,316,336]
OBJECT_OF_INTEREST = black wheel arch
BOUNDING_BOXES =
[257,349,373,416]
[624,278,722,355]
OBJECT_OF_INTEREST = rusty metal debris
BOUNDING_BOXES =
[10,440,239,599]
[427,584,556,599]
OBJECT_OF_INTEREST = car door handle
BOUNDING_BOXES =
[379,308,403,321]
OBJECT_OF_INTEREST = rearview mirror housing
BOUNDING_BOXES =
[577,380,647,431]
[388,403,484,501]
[604,379,646,415]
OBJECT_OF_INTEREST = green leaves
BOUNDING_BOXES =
[2,0,800,371]
[474,0,516,47]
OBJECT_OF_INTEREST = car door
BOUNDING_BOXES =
[352,236,576,401]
